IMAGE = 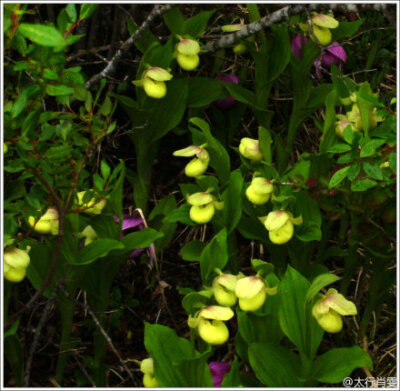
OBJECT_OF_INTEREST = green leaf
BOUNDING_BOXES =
[221,357,241,387]
[360,139,386,158]
[72,239,124,265]
[65,4,77,23]
[46,84,75,96]
[200,229,228,285]
[182,290,213,314]
[328,166,350,188]
[351,178,377,192]
[327,143,352,153]
[183,10,215,37]
[347,162,361,181]
[79,4,98,20]
[18,24,65,47]
[331,19,364,41]
[258,126,272,164]
[163,7,184,34]
[180,240,206,262]
[223,170,243,233]
[251,259,274,276]
[121,228,163,253]
[187,77,224,108]
[190,117,231,183]
[248,343,302,387]
[144,323,213,387]
[312,346,373,383]
[266,25,291,83]
[296,224,321,242]
[278,266,323,358]
[362,161,383,180]
[388,153,396,172]
[164,204,197,226]
[145,79,188,142]
[306,273,341,302]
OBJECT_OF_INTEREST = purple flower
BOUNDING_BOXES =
[314,42,347,79]
[214,74,239,110]
[291,34,309,58]
[209,361,231,387]
[114,214,156,265]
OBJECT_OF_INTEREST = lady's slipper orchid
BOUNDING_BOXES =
[209,362,231,387]
[28,207,59,235]
[4,143,8,154]
[300,13,339,46]
[189,305,234,345]
[238,138,263,161]
[260,210,303,245]
[133,66,173,99]
[214,74,239,110]
[175,38,200,71]
[187,192,223,224]
[76,190,107,215]
[212,273,238,307]
[140,357,159,387]
[246,176,274,205]
[335,115,358,138]
[312,288,357,333]
[173,145,210,177]
[314,42,347,79]
[4,246,31,283]
[234,275,277,312]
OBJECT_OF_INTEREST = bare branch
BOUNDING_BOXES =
[204,3,391,53]
[85,4,173,89]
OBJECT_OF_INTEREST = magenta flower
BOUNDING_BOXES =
[114,214,156,265]
[214,74,239,110]
[314,41,347,78]
[291,33,309,58]
[209,361,231,387]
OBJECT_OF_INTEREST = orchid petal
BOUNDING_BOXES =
[199,305,234,321]
[177,39,200,56]
[187,192,214,206]
[312,13,339,29]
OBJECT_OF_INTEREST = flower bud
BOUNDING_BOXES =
[212,274,238,307]
[245,177,273,205]
[312,288,357,333]
[140,358,154,376]
[308,25,330,46]
[143,373,159,388]
[190,203,215,224]
[260,210,302,245]
[198,319,229,345]
[4,247,31,269]
[76,191,107,215]
[143,78,167,99]
[28,207,59,235]
[4,266,27,283]
[233,43,247,54]
[314,309,343,333]
[133,66,173,99]
[173,146,210,178]
[185,157,209,177]
[238,138,262,161]
[176,38,200,71]
[176,53,200,71]
[235,276,267,312]
[335,116,356,138]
